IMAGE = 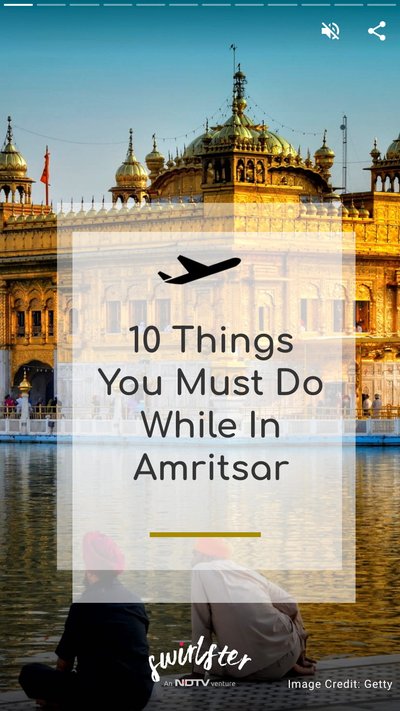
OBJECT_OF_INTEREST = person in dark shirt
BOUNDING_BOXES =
[19,533,153,710]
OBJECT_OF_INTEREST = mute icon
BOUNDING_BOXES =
[321,22,340,41]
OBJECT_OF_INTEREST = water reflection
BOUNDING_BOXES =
[0,444,399,690]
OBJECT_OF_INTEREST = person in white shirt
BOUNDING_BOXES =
[372,394,382,417]
[190,539,315,681]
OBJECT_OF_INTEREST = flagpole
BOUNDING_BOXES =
[40,146,50,206]
[45,146,49,206]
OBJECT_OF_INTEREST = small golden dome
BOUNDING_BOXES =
[19,369,31,394]
[348,200,359,218]
[115,129,147,188]
[211,110,253,145]
[315,130,335,169]
[45,205,56,221]
[370,138,381,163]
[85,197,97,217]
[358,202,369,219]
[386,134,400,160]
[237,96,247,115]
[96,197,108,216]
[166,152,175,169]
[25,206,36,222]
[145,134,165,174]
[0,117,28,175]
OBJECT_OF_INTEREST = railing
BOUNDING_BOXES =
[2,404,400,422]
[356,406,400,419]
[1,412,400,437]
[0,405,60,420]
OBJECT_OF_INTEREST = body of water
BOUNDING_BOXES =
[0,444,399,690]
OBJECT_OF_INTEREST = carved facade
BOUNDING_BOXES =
[1,68,400,408]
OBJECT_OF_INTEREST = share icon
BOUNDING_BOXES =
[368,20,386,42]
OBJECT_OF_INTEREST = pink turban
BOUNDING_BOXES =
[194,538,230,559]
[83,531,125,573]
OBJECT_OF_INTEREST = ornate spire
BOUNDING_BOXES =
[203,118,212,146]
[322,129,327,147]
[233,63,247,115]
[127,128,133,158]
[6,116,13,144]
[234,63,247,101]
[152,133,157,151]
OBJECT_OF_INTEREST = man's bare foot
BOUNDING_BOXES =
[298,652,317,667]
[290,662,316,676]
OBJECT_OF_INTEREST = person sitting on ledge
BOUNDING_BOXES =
[188,539,316,682]
[19,532,153,711]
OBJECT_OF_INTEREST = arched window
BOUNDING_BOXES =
[156,299,171,331]
[256,161,265,184]
[355,284,371,332]
[14,298,25,337]
[300,284,320,332]
[246,160,255,183]
[106,301,121,333]
[46,298,55,337]
[258,293,275,333]
[224,159,231,183]
[30,297,42,337]
[236,160,245,182]
[332,285,346,333]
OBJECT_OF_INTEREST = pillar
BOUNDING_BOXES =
[18,370,31,435]
[0,281,10,403]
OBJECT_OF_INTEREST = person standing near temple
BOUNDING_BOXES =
[372,394,383,417]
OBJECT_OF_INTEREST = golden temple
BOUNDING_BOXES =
[0,68,399,410]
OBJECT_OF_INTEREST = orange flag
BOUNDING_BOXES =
[40,146,50,185]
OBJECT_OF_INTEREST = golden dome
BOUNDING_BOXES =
[211,107,254,145]
[184,133,208,159]
[145,134,165,173]
[115,129,147,188]
[264,131,297,156]
[184,113,297,159]
[19,369,31,394]
[370,138,381,163]
[386,134,400,160]
[0,117,28,175]
[348,200,359,218]
[358,202,369,219]
[315,130,335,169]
[182,66,298,159]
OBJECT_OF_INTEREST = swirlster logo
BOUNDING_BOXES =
[148,636,252,683]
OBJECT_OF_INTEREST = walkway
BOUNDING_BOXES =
[1,655,399,710]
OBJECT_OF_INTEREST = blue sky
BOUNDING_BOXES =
[0,2,399,201]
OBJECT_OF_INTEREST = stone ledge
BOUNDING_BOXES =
[2,655,399,710]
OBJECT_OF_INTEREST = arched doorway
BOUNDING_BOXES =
[13,361,54,405]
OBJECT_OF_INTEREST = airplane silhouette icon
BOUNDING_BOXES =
[158,255,241,284]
